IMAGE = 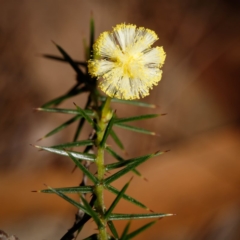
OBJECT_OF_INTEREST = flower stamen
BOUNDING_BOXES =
[88,23,166,100]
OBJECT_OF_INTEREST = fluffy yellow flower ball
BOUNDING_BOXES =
[88,23,166,100]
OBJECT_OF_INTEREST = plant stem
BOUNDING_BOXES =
[95,148,105,214]
[95,97,112,240]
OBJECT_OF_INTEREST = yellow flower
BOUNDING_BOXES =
[88,23,166,100]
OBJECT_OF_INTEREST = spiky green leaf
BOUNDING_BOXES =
[40,186,93,194]
[120,221,131,240]
[42,54,86,67]
[73,116,86,142]
[73,95,92,141]
[104,151,163,185]
[106,147,141,177]
[109,213,173,221]
[100,115,115,148]
[71,144,93,173]
[35,107,94,116]
[34,145,95,162]
[105,181,131,220]
[126,221,156,239]
[52,41,85,80]
[81,196,103,228]
[107,221,119,239]
[105,152,159,171]
[60,194,96,239]
[106,185,148,210]
[114,123,157,136]
[39,115,81,139]
[114,114,160,124]
[110,130,124,150]
[41,87,87,108]
[67,152,98,184]
[46,185,90,214]
[51,140,93,149]
[74,103,99,131]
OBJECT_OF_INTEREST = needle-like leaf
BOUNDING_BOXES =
[104,151,163,185]
[125,221,156,239]
[39,115,81,140]
[120,221,131,240]
[41,87,87,108]
[40,186,93,194]
[51,140,93,149]
[35,107,94,116]
[114,114,160,124]
[60,195,97,240]
[106,185,148,210]
[81,195,103,228]
[114,123,157,136]
[106,146,125,163]
[34,145,95,162]
[42,54,86,67]
[105,153,158,171]
[67,152,98,184]
[100,115,115,148]
[105,180,131,220]
[52,41,86,81]
[110,130,124,150]
[109,213,174,221]
[107,221,119,239]
[46,185,90,215]
[74,103,99,131]
[73,95,92,141]
[71,144,94,173]
[106,147,141,177]
[73,116,86,142]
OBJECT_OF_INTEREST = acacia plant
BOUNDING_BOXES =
[34,18,173,240]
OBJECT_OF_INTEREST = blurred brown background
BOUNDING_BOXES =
[1,0,240,239]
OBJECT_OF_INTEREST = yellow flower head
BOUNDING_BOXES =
[88,23,166,100]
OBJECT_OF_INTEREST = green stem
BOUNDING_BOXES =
[95,97,112,240]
